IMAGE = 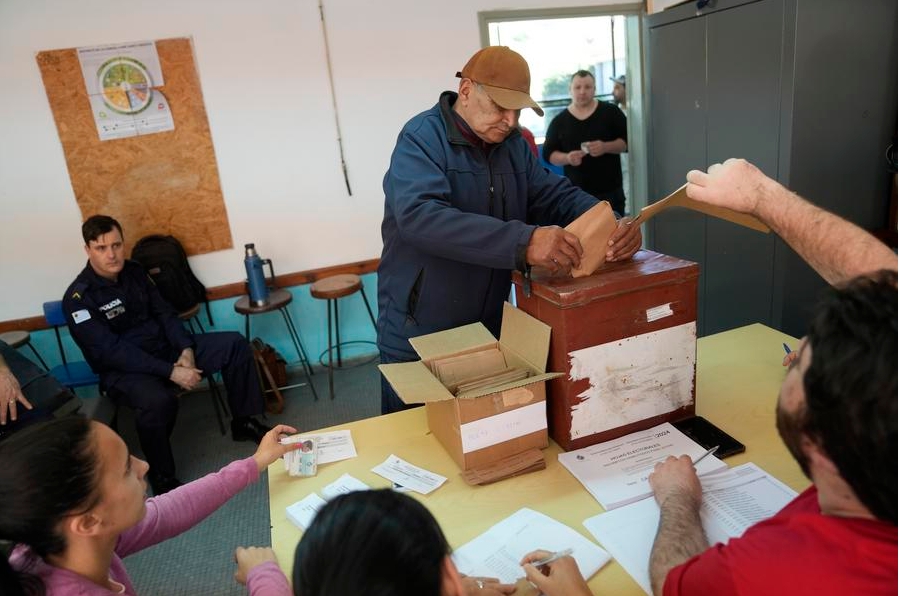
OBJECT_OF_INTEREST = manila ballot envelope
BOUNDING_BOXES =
[565,200,617,278]
[565,185,770,278]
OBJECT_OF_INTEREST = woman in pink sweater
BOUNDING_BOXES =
[0,416,296,595]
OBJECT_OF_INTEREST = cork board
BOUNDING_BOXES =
[36,37,232,256]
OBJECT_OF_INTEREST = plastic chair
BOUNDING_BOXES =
[41,301,100,389]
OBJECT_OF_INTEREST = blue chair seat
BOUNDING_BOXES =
[48,361,99,388]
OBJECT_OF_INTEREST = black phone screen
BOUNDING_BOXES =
[673,416,746,458]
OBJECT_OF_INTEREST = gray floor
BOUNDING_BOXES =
[111,356,381,595]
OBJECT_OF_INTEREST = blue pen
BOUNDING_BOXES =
[782,343,792,355]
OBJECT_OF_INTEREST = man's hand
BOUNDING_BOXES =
[526,226,583,275]
[520,550,592,596]
[460,575,517,595]
[175,347,196,369]
[606,216,642,262]
[233,546,279,585]
[582,140,606,158]
[170,364,202,390]
[649,455,702,506]
[685,158,769,215]
[0,363,31,425]
[566,150,586,167]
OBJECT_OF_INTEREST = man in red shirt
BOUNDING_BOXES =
[647,159,897,595]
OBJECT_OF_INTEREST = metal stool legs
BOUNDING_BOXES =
[278,308,320,401]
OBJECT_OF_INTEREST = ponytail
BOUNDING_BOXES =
[0,416,99,595]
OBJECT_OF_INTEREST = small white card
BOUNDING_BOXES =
[371,454,447,495]
[321,473,371,500]
[286,493,327,530]
[281,430,357,465]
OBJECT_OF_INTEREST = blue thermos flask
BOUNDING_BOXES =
[244,243,270,306]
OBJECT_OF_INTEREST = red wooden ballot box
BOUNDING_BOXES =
[512,250,700,451]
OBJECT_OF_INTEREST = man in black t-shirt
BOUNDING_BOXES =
[542,70,628,215]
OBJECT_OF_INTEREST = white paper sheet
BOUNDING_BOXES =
[583,463,798,594]
[321,473,370,500]
[453,508,610,584]
[558,422,727,510]
[285,493,327,530]
[371,454,447,495]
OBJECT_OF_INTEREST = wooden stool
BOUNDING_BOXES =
[234,288,318,401]
[0,330,48,370]
[309,274,377,400]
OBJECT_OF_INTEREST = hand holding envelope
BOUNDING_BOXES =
[563,184,770,278]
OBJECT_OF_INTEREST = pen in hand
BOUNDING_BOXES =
[692,445,719,466]
[529,548,574,568]
[782,343,792,355]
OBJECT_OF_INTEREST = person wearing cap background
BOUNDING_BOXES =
[611,74,627,110]
[542,70,629,216]
[377,46,642,414]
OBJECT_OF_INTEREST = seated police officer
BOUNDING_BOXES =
[63,215,271,495]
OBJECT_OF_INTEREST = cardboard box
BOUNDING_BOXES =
[379,303,559,470]
[512,250,700,451]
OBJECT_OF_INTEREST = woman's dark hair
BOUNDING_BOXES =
[293,489,451,596]
[0,416,101,596]
[802,270,897,524]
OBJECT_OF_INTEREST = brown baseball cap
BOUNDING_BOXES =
[455,46,544,116]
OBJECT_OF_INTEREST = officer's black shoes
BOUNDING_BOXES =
[148,472,183,496]
[231,416,272,444]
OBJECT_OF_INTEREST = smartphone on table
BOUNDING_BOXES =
[673,415,746,458]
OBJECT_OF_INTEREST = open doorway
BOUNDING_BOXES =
[479,7,646,216]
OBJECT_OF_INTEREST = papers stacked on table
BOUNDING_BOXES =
[558,422,727,510]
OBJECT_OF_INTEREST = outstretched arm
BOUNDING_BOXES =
[686,158,897,285]
[648,456,709,596]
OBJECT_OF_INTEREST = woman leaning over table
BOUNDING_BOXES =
[0,415,298,595]
[235,488,593,596]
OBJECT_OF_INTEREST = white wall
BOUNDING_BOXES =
[0,0,628,320]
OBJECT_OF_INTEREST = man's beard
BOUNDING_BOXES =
[776,402,811,479]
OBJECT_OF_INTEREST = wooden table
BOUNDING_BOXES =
[268,323,808,593]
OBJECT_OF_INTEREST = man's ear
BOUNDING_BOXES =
[802,435,839,475]
[458,79,475,103]
[440,555,466,596]
[83,243,91,258]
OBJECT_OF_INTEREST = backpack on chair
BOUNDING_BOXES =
[131,234,213,325]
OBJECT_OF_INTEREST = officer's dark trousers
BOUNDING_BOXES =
[105,332,264,478]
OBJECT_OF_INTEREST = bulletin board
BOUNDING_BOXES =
[36,37,232,256]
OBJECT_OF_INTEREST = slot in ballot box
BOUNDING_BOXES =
[512,250,700,451]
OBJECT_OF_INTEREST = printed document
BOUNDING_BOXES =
[371,454,447,495]
[286,493,327,530]
[583,462,798,594]
[453,508,610,584]
[558,422,727,510]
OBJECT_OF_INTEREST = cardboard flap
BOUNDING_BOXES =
[378,362,455,404]
[499,303,553,373]
[456,371,562,399]
[410,322,497,360]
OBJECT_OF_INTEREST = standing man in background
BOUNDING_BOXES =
[542,70,628,215]
[63,215,271,495]
[377,47,642,414]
